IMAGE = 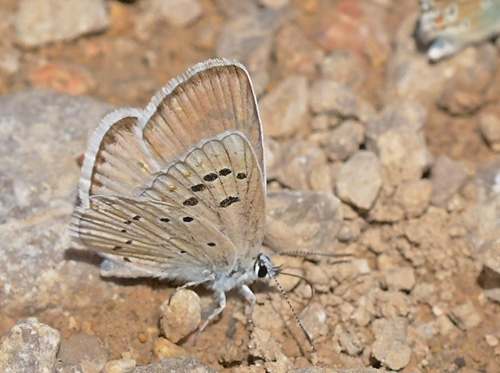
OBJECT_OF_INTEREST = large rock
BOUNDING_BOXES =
[132,356,215,373]
[215,8,287,95]
[265,190,343,253]
[15,0,108,48]
[0,89,113,317]
[260,75,309,138]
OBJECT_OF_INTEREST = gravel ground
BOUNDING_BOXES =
[1,0,500,372]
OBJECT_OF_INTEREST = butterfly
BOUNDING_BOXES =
[70,59,279,336]
[416,0,500,61]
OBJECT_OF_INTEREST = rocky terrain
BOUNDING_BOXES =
[1,0,500,372]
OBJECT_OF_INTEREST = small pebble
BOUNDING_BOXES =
[449,302,482,331]
[335,151,383,210]
[103,358,136,373]
[485,334,499,347]
[160,289,201,343]
[371,317,411,370]
[382,267,416,292]
[153,338,187,361]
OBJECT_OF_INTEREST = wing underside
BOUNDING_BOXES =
[70,132,265,280]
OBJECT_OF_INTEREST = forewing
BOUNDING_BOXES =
[139,59,266,185]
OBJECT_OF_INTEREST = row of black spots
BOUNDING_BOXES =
[178,243,216,254]
[123,215,142,225]
[158,216,192,223]
[192,170,243,192]
[123,216,173,227]
[202,168,235,183]
[113,239,133,251]
[220,196,239,208]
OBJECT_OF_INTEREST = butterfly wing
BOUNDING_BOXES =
[70,132,265,280]
[78,109,156,208]
[139,131,266,266]
[78,59,265,211]
[141,59,265,183]
[418,0,500,61]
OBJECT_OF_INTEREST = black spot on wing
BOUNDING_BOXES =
[203,173,218,182]
[183,216,194,222]
[236,172,247,180]
[220,196,240,208]
[219,168,232,176]
[191,184,206,192]
[183,197,198,206]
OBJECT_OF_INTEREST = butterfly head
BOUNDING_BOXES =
[254,253,280,281]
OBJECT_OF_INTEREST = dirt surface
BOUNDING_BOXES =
[1,0,500,372]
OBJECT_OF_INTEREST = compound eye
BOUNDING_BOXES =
[257,265,268,278]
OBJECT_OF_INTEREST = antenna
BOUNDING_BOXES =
[262,260,315,350]
[266,250,354,349]
[271,250,354,262]
[279,271,315,312]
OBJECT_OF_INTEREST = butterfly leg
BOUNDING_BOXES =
[169,275,215,303]
[197,289,226,335]
[238,285,256,326]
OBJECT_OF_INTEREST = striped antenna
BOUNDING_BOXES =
[262,260,315,350]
